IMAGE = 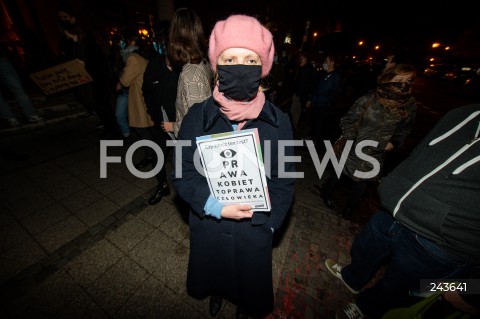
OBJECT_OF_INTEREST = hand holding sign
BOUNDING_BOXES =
[221,204,253,220]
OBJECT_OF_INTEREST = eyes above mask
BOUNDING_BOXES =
[379,81,411,92]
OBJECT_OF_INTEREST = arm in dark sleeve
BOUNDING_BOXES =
[142,61,155,120]
[266,113,295,230]
[340,94,370,139]
[390,103,417,148]
[171,111,211,217]
[76,38,88,63]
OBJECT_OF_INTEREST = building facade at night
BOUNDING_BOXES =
[0,0,174,72]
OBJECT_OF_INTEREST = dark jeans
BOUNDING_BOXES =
[135,126,171,186]
[0,57,37,120]
[148,125,170,185]
[310,106,338,147]
[342,211,473,319]
[135,127,155,160]
[74,82,119,136]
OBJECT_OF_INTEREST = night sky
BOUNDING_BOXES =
[174,0,479,58]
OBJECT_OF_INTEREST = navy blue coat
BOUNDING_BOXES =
[172,96,295,316]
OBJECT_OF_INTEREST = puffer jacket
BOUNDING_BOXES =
[340,91,416,181]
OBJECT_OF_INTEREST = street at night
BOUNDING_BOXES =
[1,0,479,318]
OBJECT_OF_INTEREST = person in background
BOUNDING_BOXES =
[109,34,132,144]
[382,53,398,72]
[57,4,119,138]
[119,30,154,169]
[172,14,295,319]
[326,103,480,319]
[161,7,213,137]
[142,29,179,205]
[289,52,316,133]
[263,50,285,106]
[307,54,342,149]
[0,44,43,127]
[322,64,417,220]
[357,51,406,97]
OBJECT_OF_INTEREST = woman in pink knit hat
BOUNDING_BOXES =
[172,14,295,319]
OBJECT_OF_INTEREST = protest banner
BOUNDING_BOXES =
[196,128,271,211]
[29,59,93,95]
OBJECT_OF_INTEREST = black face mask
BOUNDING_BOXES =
[377,82,411,101]
[217,65,262,101]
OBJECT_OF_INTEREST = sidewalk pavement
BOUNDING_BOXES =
[0,98,377,318]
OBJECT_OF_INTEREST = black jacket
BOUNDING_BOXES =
[142,55,179,124]
[293,63,316,103]
[378,104,480,264]
[340,92,416,181]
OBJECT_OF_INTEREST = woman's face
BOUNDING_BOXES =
[217,48,261,66]
[392,73,414,85]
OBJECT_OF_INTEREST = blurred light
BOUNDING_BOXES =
[358,41,364,46]
[313,32,318,37]
[429,58,435,62]
[374,45,380,50]
[445,46,450,51]
[432,42,440,48]
[139,28,148,36]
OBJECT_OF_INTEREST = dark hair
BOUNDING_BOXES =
[153,22,170,42]
[377,64,416,83]
[167,7,207,68]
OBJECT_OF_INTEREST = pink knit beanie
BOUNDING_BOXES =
[209,14,274,77]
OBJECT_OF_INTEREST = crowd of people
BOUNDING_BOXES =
[1,5,478,319]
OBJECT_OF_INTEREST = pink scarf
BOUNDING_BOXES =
[212,83,265,130]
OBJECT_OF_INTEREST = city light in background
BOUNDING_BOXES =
[0,0,478,82]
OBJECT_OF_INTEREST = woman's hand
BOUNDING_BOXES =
[74,58,85,67]
[221,204,253,220]
[385,142,394,151]
[161,121,174,132]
